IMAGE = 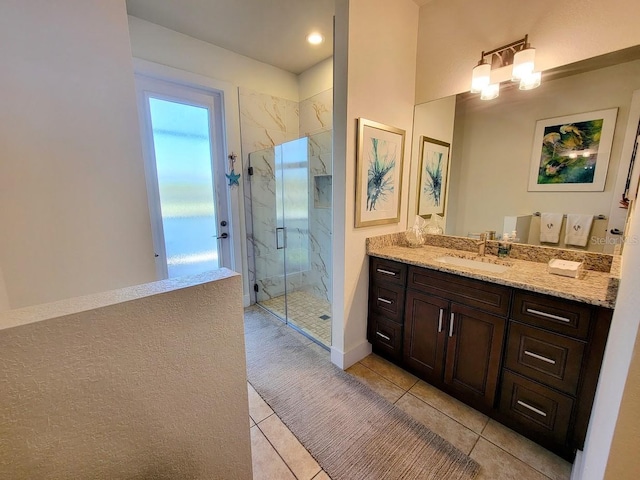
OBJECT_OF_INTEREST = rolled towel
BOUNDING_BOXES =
[565,214,594,247]
[540,213,563,243]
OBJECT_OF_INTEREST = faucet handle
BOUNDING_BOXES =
[478,232,487,241]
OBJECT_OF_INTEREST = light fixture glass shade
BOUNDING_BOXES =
[480,83,500,100]
[512,47,535,80]
[519,71,541,90]
[471,62,491,93]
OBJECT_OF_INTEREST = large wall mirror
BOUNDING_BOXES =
[408,45,640,254]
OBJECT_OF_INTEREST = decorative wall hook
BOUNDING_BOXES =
[225,152,241,187]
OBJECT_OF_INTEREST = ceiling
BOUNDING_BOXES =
[126,0,335,74]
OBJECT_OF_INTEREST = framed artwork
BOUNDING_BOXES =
[528,108,618,192]
[355,118,405,227]
[417,136,450,216]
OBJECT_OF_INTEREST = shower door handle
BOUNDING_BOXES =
[276,227,286,250]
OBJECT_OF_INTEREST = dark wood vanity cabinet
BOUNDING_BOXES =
[367,256,613,460]
[403,272,507,412]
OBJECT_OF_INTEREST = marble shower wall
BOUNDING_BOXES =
[241,86,333,303]
[240,88,299,302]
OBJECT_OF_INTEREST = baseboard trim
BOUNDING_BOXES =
[331,340,372,370]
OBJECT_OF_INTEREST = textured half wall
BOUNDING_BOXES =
[0,270,252,480]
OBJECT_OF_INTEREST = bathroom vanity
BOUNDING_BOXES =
[366,234,618,460]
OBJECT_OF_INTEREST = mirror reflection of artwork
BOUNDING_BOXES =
[417,136,450,216]
[528,109,618,192]
[355,118,405,227]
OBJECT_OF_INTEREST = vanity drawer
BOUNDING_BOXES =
[371,257,407,286]
[499,371,574,446]
[369,281,405,323]
[368,314,403,360]
[505,322,585,395]
[512,291,592,340]
[408,266,510,316]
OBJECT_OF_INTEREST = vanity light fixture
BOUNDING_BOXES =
[470,35,541,100]
[306,32,324,45]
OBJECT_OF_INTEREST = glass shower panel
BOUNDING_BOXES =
[249,147,285,308]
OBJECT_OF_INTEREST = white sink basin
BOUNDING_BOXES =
[435,255,511,273]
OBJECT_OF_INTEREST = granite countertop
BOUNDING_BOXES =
[367,243,619,309]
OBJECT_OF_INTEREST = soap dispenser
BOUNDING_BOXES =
[498,233,511,258]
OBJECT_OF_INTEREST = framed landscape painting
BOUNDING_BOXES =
[355,118,405,227]
[528,108,618,192]
[417,136,450,216]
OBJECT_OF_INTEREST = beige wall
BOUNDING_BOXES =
[332,0,419,367]
[605,323,640,478]
[0,270,252,479]
[446,59,640,238]
[299,56,334,102]
[0,265,9,312]
[0,0,156,308]
[415,0,640,103]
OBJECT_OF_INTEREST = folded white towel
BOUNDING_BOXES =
[540,213,563,243]
[565,214,594,247]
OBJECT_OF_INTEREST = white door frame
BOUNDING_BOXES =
[132,59,249,304]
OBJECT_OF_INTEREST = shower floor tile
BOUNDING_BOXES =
[259,291,331,346]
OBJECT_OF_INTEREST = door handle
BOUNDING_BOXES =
[438,309,443,333]
[276,227,286,249]
[217,232,228,239]
[449,312,455,337]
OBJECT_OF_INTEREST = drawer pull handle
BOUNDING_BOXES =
[438,309,444,333]
[377,297,393,305]
[449,312,455,337]
[524,350,556,365]
[517,400,547,417]
[376,268,397,276]
[526,308,571,323]
[376,331,391,341]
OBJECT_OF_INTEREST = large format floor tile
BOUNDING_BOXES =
[250,425,296,480]
[359,353,419,390]
[408,380,489,434]
[481,420,572,480]
[470,438,550,480]
[345,362,406,403]
[395,392,480,455]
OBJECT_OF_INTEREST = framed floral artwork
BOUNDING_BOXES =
[355,118,405,227]
[528,108,618,191]
[416,136,450,216]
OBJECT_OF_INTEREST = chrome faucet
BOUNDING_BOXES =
[475,232,487,256]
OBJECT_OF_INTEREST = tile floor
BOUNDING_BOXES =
[246,310,572,480]
[258,290,332,346]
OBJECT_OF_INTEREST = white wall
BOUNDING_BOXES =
[447,59,640,238]
[0,0,156,308]
[415,0,640,103]
[299,57,334,101]
[332,0,419,368]
[128,16,299,101]
[0,270,252,479]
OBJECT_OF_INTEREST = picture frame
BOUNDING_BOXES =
[527,108,618,192]
[416,136,451,216]
[355,118,405,227]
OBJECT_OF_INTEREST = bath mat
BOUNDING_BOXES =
[244,306,479,480]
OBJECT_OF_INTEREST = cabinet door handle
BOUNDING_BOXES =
[517,400,547,417]
[526,308,571,323]
[524,350,556,365]
[438,309,444,333]
[376,331,391,341]
[376,268,397,276]
[449,312,455,337]
[377,297,393,305]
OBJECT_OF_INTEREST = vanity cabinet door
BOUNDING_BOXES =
[403,290,449,384]
[444,303,506,411]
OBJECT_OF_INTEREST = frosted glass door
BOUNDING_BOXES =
[136,76,231,279]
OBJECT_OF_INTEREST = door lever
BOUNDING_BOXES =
[217,233,228,239]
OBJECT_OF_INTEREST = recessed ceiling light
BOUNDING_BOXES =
[306,32,324,45]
